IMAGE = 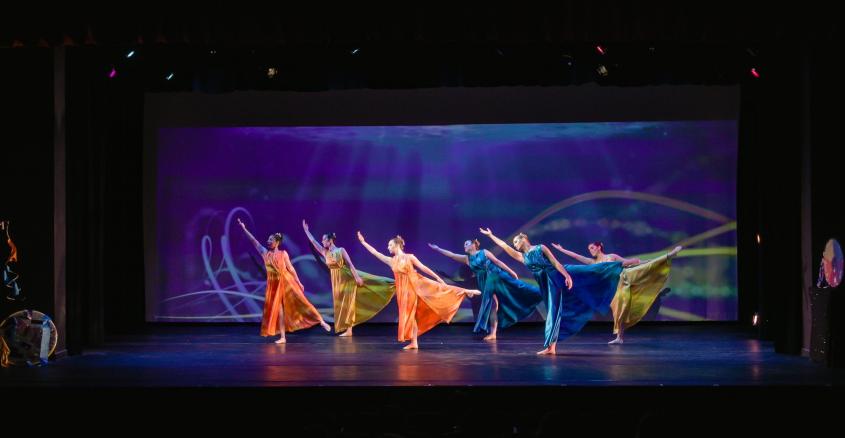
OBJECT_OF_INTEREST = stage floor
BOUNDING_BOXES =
[3,323,840,387]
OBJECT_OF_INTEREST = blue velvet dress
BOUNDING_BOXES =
[522,245,623,347]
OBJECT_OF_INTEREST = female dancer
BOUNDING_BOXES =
[480,228,623,355]
[357,232,480,350]
[303,220,395,337]
[238,218,330,343]
[428,239,541,340]
[552,242,682,344]
[2,220,23,302]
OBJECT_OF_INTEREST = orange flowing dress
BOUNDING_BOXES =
[391,253,479,341]
[260,249,323,336]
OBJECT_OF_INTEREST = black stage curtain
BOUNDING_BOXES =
[0,49,55,331]
[737,45,804,354]
[808,44,845,360]
[64,48,146,352]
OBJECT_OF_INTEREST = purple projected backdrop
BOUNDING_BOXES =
[149,121,737,323]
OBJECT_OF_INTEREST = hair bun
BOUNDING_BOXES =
[392,235,406,248]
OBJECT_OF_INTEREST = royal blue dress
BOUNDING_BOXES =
[522,245,623,347]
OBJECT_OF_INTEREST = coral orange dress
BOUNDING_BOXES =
[260,250,323,336]
[391,253,479,341]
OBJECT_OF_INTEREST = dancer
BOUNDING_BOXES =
[303,220,395,337]
[428,239,541,340]
[238,218,330,344]
[357,232,480,350]
[480,228,623,355]
[552,242,682,344]
[2,221,23,302]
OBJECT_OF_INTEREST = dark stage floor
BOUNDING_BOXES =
[3,323,840,387]
[4,324,842,436]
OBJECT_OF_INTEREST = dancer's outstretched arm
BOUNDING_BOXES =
[428,243,469,265]
[302,220,326,259]
[485,250,519,279]
[479,227,524,263]
[341,248,365,286]
[357,232,393,266]
[607,253,641,267]
[237,218,267,255]
[540,245,573,290]
[409,255,446,284]
[551,244,594,265]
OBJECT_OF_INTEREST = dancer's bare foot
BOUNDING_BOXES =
[275,337,287,344]
[339,329,353,337]
[483,333,497,341]
[403,342,419,350]
[463,289,481,298]
[668,245,683,258]
[320,321,331,332]
[608,337,624,345]
[536,346,556,355]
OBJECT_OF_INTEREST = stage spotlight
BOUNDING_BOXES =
[750,68,760,78]
[209,49,217,55]
[267,67,278,79]
[596,64,608,77]
[562,54,574,66]
[108,67,117,79]
[126,50,135,59]
[165,73,174,81]
[350,47,360,55]
[756,233,761,244]
[596,45,606,55]
[752,313,759,326]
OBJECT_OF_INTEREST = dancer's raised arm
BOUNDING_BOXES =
[237,218,267,255]
[301,220,325,258]
[357,231,393,266]
[479,227,523,263]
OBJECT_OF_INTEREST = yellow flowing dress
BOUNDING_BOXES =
[610,253,673,334]
[325,247,396,333]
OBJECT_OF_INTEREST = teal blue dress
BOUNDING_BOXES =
[469,250,542,333]
[522,245,623,347]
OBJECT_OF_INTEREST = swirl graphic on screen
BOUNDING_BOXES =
[156,189,735,322]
